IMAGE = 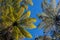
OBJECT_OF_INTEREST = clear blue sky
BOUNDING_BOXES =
[24,0,59,40]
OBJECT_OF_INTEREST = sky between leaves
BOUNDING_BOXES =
[24,0,59,40]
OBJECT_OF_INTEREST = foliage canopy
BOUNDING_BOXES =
[0,0,36,40]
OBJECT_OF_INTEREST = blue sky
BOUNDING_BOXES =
[24,0,59,40]
[24,0,43,40]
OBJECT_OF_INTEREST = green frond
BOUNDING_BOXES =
[21,11,31,19]
[3,21,12,28]
[38,13,49,17]
[22,18,36,23]
[18,27,32,38]
[19,30,25,39]
[24,5,28,10]
[24,23,36,29]
[23,0,33,6]
[27,23,36,29]
[50,0,56,9]
[42,0,56,17]
[12,26,19,40]
[16,0,22,3]
[25,11,31,17]
[0,0,36,40]
[27,0,33,6]
[4,8,9,16]
[17,7,25,21]
[38,22,45,29]
[20,18,36,29]
[9,6,14,14]
[12,27,25,40]
[1,16,6,21]
[25,18,36,22]
[9,8,16,22]
[37,0,60,40]
[44,24,53,33]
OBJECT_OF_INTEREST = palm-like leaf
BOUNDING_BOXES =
[35,35,52,40]
[38,0,60,40]
[0,0,36,40]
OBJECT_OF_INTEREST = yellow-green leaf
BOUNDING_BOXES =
[25,18,36,23]
[18,27,32,38]
[17,7,25,21]
[12,27,19,40]
[21,11,31,19]
[25,23,36,29]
